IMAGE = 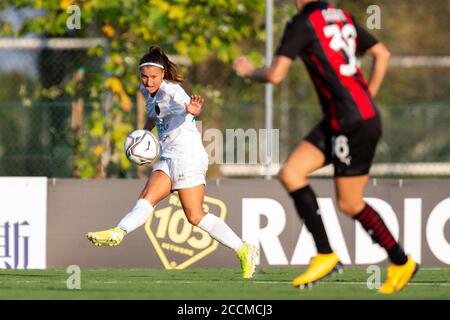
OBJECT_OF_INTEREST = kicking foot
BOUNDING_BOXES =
[236,242,259,279]
[86,227,126,247]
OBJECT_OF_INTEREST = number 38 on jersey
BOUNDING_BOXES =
[323,23,358,77]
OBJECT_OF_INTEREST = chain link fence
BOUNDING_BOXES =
[0,41,101,177]
[0,42,449,178]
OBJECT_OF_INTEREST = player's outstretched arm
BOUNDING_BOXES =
[233,55,292,84]
[185,95,204,116]
[366,43,391,98]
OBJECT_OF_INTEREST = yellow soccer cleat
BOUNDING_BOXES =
[292,252,343,289]
[378,256,419,294]
[86,227,126,247]
[236,242,259,279]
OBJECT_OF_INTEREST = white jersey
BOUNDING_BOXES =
[139,80,207,159]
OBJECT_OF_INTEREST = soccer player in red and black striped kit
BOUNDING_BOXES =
[234,0,418,294]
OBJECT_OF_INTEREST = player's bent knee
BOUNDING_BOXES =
[278,165,294,183]
[277,166,287,182]
[278,165,308,189]
[185,210,205,226]
[337,198,363,216]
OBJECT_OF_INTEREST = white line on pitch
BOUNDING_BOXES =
[136,280,450,287]
[148,280,450,287]
[3,280,449,287]
[252,281,450,286]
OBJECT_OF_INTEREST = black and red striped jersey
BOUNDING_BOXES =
[276,0,380,132]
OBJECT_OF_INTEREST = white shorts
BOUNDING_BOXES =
[152,156,208,190]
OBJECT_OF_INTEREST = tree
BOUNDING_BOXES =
[0,0,265,178]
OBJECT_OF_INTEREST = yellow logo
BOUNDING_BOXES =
[144,193,227,269]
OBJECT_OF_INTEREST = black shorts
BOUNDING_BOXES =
[304,116,382,177]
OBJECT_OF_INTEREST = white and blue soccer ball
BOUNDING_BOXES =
[124,129,160,166]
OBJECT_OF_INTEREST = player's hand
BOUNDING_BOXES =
[233,56,255,78]
[185,95,204,116]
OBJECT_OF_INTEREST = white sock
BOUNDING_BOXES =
[117,199,154,234]
[197,213,243,252]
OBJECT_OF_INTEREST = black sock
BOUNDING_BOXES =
[289,185,333,254]
[354,204,408,265]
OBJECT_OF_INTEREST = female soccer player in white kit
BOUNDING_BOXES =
[87,45,258,278]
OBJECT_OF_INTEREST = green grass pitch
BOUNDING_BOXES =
[0,267,449,300]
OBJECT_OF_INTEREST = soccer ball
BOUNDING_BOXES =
[124,129,160,166]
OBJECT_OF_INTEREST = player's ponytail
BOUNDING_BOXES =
[139,45,183,83]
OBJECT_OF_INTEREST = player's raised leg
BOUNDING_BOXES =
[335,176,419,294]
[278,140,342,288]
[86,170,171,246]
[178,184,259,279]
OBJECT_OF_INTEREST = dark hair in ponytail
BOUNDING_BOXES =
[139,45,183,83]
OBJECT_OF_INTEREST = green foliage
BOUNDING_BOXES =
[3,1,448,177]
[1,0,265,178]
